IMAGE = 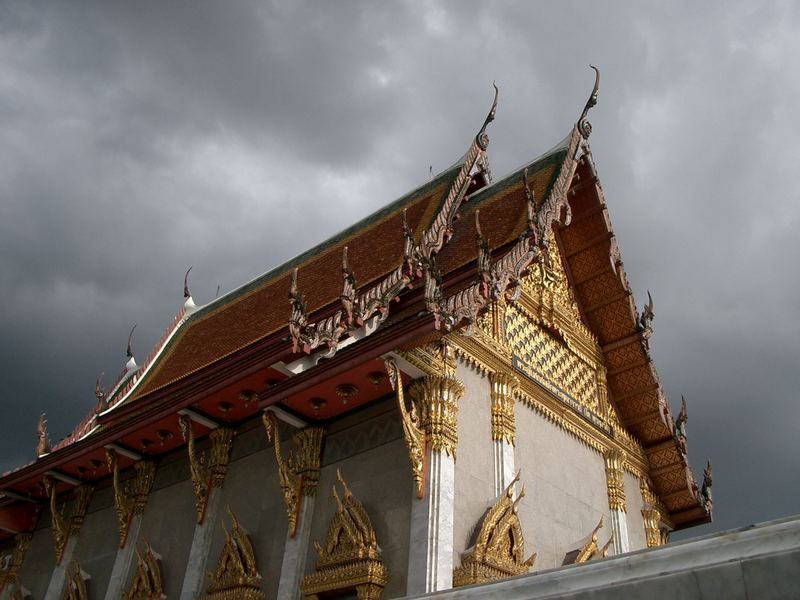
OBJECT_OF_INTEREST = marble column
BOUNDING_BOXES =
[43,537,79,600]
[406,373,464,596]
[276,494,316,600]
[604,448,629,555]
[489,372,519,496]
[179,488,224,600]
[103,514,143,600]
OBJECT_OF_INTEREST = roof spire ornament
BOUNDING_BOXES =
[125,324,138,372]
[476,82,499,150]
[578,65,600,139]
[639,290,654,349]
[340,247,357,326]
[36,413,51,457]
[675,395,688,456]
[183,266,198,312]
[700,460,713,514]
[94,375,106,411]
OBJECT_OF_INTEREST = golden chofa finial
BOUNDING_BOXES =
[578,65,600,139]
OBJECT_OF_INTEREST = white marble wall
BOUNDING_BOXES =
[624,471,646,551]
[514,403,610,569]
[453,362,496,561]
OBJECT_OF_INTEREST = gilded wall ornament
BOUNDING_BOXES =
[200,508,265,600]
[124,540,165,600]
[408,373,464,458]
[384,358,425,498]
[61,561,89,600]
[301,470,388,600]
[453,473,536,587]
[106,451,156,548]
[43,477,93,564]
[178,416,234,524]
[489,372,519,445]
[262,411,324,537]
[0,533,31,592]
[604,449,627,512]
[639,476,671,547]
[567,517,610,564]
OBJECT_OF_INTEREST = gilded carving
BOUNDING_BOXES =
[408,371,464,458]
[604,449,627,512]
[201,508,265,600]
[301,470,388,600]
[106,451,156,547]
[178,416,235,524]
[453,473,536,587]
[36,413,51,457]
[43,477,93,564]
[62,561,89,600]
[0,533,31,592]
[565,517,611,564]
[384,358,425,498]
[489,372,518,445]
[262,411,324,537]
[640,477,671,547]
[124,540,165,600]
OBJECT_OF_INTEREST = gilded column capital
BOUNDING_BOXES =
[43,477,94,564]
[489,372,518,445]
[106,450,156,548]
[398,342,456,378]
[639,476,670,546]
[641,507,662,548]
[603,448,626,513]
[409,374,464,458]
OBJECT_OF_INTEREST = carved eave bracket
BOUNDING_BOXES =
[262,411,324,537]
[62,561,90,600]
[201,508,265,600]
[106,451,156,548]
[43,477,93,565]
[178,416,234,524]
[301,470,388,600]
[384,358,426,498]
[453,473,535,587]
[124,539,165,600]
[0,533,32,593]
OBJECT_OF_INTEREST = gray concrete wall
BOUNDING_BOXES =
[72,483,120,597]
[623,471,646,551]
[207,420,287,599]
[138,449,197,599]
[453,362,495,561]
[514,403,609,570]
[305,399,411,599]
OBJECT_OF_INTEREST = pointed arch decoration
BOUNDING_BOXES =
[123,539,165,600]
[201,508,265,600]
[61,561,89,600]
[300,470,388,600]
[453,473,536,587]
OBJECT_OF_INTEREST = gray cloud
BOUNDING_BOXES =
[1,0,797,537]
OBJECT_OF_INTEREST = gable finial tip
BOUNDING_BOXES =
[578,65,600,139]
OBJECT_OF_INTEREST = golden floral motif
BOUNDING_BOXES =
[301,470,388,600]
[201,508,265,600]
[489,372,519,445]
[453,472,536,587]
[604,449,627,512]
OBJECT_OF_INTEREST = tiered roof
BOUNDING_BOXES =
[0,72,710,540]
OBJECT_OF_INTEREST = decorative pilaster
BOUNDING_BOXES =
[264,412,325,600]
[405,344,464,595]
[489,372,518,496]
[178,421,235,600]
[640,477,670,547]
[604,449,629,554]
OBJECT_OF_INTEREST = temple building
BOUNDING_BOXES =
[0,70,716,600]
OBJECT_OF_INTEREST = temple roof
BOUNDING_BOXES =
[0,80,710,539]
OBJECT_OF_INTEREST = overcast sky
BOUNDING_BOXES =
[1,1,798,538]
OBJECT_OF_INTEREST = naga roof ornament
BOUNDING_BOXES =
[36,413,50,458]
[578,65,600,140]
[287,85,500,358]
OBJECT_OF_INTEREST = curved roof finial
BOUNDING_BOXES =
[476,82,500,150]
[183,266,193,299]
[578,65,600,139]
[126,324,137,359]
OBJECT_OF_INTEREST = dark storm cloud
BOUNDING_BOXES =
[1,0,797,537]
